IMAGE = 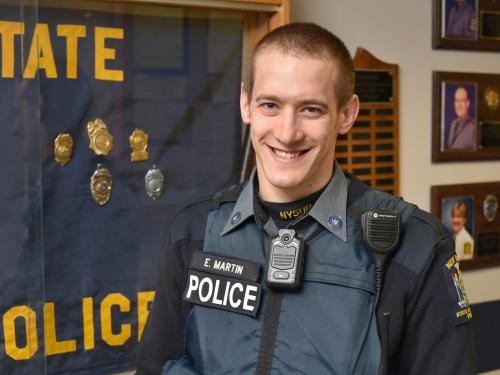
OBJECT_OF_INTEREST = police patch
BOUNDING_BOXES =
[442,254,472,326]
[183,252,262,317]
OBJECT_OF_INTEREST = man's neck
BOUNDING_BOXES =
[257,167,335,203]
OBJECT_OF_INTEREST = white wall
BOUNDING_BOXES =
[290,0,500,305]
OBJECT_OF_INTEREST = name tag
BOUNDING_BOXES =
[190,251,261,281]
[183,251,262,317]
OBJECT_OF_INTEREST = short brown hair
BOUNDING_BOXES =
[243,22,355,109]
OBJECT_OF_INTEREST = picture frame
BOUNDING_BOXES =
[431,182,500,270]
[432,0,500,51]
[432,71,500,162]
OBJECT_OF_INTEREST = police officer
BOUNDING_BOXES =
[446,0,476,39]
[136,23,476,374]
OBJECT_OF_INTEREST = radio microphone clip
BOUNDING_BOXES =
[361,208,401,303]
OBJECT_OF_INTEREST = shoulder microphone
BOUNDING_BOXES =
[361,208,401,303]
[361,208,401,375]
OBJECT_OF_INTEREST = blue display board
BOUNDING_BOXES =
[0,4,242,374]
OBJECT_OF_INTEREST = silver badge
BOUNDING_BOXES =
[90,163,112,206]
[145,165,164,200]
[483,194,498,222]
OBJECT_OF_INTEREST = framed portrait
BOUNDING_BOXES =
[442,196,475,260]
[431,182,500,270]
[433,0,500,51]
[432,71,500,162]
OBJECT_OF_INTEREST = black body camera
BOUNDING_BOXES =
[265,229,305,291]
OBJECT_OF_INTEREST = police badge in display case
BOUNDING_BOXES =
[87,119,114,156]
[54,133,74,166]
[90,163,113,205]
[145,165,164,200]
[431,182,500,270]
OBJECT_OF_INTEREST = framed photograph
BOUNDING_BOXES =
[442,196,475,260]
[433,0,500,51]
[432,71,500,162]
[431,182,500,270]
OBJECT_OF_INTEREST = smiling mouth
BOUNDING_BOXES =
[271,147,307,159]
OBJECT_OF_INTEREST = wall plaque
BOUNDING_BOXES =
[433,0,500,51]
[432,71,500,162]
[336,48,399,195]
[431,181,500,270]
[355,71,393,103]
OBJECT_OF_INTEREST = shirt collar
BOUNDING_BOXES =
[220,169,257,236]
[221,161,349,242]
[308,161,348,242]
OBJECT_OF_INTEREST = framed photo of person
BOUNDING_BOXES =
[432,0,500,51]
[442,196,475,260]
[432,71,500,162]
[431,182,500,270]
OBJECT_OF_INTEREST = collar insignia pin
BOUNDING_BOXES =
[328,215,343,230]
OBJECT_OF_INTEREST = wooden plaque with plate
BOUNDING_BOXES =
[433,0,500,51]
[336,48,400,195]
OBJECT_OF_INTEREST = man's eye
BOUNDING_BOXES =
[304,107,322,114]
[262,103,278,110]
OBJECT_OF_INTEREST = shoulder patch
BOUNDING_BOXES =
[442,254,472,326]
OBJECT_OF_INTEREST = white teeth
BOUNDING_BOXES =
[274,149,301,158]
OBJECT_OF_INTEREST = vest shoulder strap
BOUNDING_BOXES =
[210,187,241,210]
[346,173,370,219]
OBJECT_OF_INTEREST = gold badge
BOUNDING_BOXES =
[87,119,113,156]
[54,133,74,166]
[90,163,112,205]
[484,86,499,112]
[129,128,149,162]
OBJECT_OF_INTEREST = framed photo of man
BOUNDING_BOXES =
[431,182,500,271]
[432,71,500,162]
[433,0,500,51]
[442,82,477,151]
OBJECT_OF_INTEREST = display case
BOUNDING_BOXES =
[0,1,289,373]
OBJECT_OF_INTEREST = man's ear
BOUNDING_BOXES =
[336,94,360,135]
[240,83,251,124]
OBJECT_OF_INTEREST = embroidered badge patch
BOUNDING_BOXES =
[442,254,472,326]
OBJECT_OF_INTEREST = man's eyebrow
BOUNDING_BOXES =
[255,95,281,102]
[254,95,329,108]
[296,99,329,108]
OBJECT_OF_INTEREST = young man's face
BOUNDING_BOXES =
[240,48,357,202]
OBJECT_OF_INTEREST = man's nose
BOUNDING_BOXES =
[274,109,303,145]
